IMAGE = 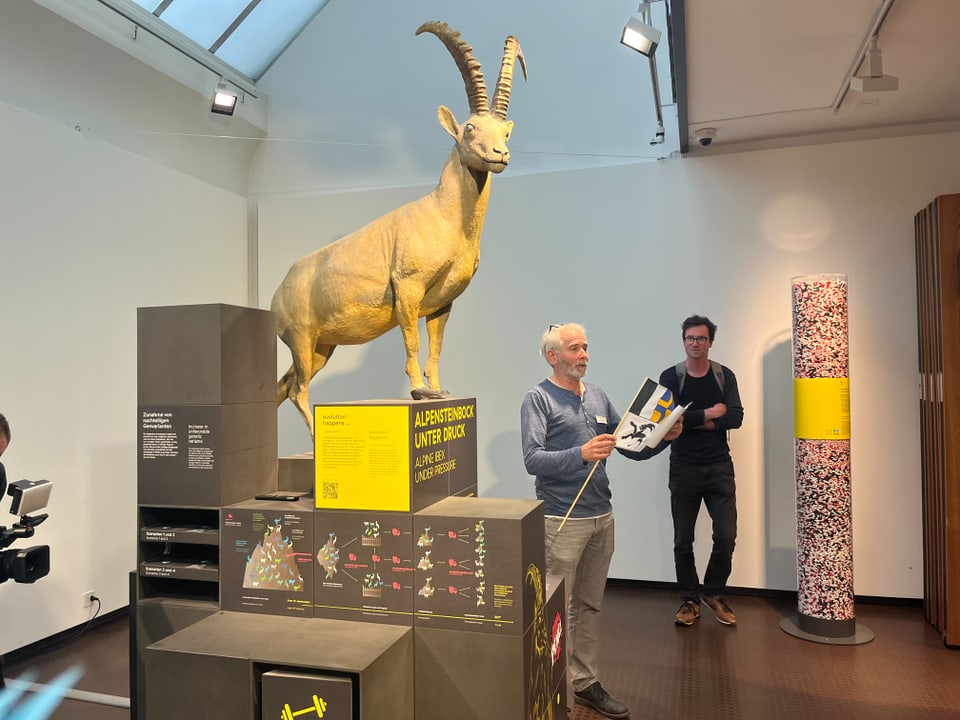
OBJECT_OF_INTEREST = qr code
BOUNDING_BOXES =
[322,482,338,500]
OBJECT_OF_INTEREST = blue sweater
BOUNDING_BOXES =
[520,379,663,518]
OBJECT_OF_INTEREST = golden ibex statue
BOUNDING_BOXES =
[272,21,525,436]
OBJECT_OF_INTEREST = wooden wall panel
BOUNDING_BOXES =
[915,194,960,647]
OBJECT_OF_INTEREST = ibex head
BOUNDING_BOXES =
[417,21,526,174]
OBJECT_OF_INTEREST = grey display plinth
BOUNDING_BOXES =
[779,615,874,645]
[415,625,548,720]
[135,303,281,719]
[413,496,544,634]
[145,611,413,720]
[138,402,278,506]
[133,597,218,720]
[221,497,317,617]
[279,453,315,493]
[137,303,277,406]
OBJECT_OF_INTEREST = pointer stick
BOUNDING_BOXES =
[556,412,631,533]
[556,459,603,533]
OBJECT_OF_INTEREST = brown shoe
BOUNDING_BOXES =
[701,594,737,625]
[674,600,701,626]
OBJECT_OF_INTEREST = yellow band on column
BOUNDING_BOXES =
[794,377,850,439]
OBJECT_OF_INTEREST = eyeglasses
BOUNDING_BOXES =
[684,335,710,345]
[548,324,561,331]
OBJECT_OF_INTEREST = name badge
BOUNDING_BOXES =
[596,415,607,424]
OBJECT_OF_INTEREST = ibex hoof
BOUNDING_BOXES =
[411,388,450,400]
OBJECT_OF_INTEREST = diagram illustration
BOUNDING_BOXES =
[418,577,435,598]
[362,520,381,546]
[317,533,340,581]
[417,527,434,548]
[414,519,490,610]
[362,571,384,598]
[242,519,307,591]
[314,516,415,617]
[417,549,434,571]
[474,520,486,607]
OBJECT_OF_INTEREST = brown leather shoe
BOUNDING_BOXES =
[674,600,701,626]
[701,594,737,625]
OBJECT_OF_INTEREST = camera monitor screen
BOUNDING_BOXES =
[8,479,52,516]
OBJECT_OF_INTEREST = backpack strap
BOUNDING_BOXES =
[675,361,686,395]
[710,360,725,395]
[676,360,725,396]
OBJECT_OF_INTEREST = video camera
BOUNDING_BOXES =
[0,462,52,584]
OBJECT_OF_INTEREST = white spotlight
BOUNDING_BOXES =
[849,36,898,93]
[211,80,238,116]
[621,15,661,57]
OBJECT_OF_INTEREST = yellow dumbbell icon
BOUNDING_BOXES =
[280,695,327,720]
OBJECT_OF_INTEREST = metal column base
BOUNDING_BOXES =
[780,614,875,645]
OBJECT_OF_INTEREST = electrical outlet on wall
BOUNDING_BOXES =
[82,591,96,608]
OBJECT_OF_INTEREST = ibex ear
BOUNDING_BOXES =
[437,106,460,139]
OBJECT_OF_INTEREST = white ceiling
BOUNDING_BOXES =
[11,0,960,193]
[680,0,960,155]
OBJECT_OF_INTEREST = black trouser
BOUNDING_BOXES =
[669,458,737,601]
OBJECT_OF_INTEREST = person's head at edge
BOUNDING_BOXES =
[541,323,589,388]
[0,412,9,458]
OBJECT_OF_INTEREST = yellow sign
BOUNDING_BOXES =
[793,377,850,439]
[314,405,410,511]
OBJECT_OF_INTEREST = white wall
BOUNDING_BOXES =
[258,130,960,600]
[0,100,248,653]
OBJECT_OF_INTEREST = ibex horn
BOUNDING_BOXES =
[417,21,489,116]
[492,36,526,120]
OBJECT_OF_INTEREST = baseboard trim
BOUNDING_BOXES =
[607,578,923,607]
[3,606,129,665]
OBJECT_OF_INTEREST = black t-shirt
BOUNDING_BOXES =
[671,372,731,465]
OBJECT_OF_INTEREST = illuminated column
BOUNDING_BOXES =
[781,273,873,644]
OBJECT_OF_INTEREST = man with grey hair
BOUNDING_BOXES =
[521,323,680,719]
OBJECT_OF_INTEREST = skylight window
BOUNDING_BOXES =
[117,0,329,82]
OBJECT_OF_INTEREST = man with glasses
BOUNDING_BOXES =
[659,315,743,627]
[521,323,681,719]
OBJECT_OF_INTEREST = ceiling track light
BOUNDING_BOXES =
[621,2,666,146]
[849,36,899,93]
[211,79,239,116]
[620,3,661,57]
[831,0,897,111]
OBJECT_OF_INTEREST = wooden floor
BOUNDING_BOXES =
[587,584,960,720]
[3,584,960,719]
[2,610,130,720]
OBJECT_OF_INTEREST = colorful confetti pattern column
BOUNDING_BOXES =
[791,274,855,637]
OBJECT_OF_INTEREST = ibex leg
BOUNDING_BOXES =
[424,305,451,393]
[392,280,441,399]
[278,365,296,405]
[281,329,336,437]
